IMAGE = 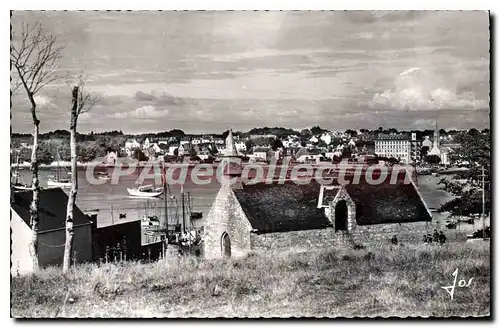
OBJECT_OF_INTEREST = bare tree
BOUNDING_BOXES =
[11,22,64,271]
[63,74,98,274]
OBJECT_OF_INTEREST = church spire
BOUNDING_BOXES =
[433,119,439,149]
[224,129,238,157]
[428,119,441,156]
[221,128,242,189]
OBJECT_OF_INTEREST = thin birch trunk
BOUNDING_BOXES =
[63,86,79,274]
[28,95,40,272]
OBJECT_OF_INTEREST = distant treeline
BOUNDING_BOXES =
[12,126,489,141]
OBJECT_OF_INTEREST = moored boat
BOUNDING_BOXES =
[127,184,164,197]
[96,171,112,181]
[47,153,72,188]
[12,182,31,191]
[47,177,72,188]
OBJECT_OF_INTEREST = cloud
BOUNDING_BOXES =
[114,105,169,119]
[134,90,196,106]
[10,12,490,134]
[34,95,51,106]
[370,68,489,111]
[134,91,156,101]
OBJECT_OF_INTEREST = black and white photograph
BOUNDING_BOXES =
[9,9,491,318]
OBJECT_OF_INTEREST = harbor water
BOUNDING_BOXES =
[14,165,456,228]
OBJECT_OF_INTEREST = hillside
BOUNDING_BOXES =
[11,242,490,318]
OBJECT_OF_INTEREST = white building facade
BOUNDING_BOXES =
[375,133,412,164]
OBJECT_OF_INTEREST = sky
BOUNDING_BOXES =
[10,11,490,134]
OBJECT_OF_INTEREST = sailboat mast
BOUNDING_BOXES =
[163,163,168,236]
[482,165,486,240]
[181,184,186,233]
[15,153,19,184]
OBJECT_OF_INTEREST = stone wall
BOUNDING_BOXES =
[352,221,430,247]
[251,228,342,253]
[250,221,467,253]
[203,184,253,259]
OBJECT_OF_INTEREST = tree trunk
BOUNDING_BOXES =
[28,96,40,272]
[63,86,79,274]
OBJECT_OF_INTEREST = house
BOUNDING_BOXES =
[249,134,277,140]
[125,139,140,150]
[215,143,226,153]
[252,147,269,162]
[179,143,195,157]
[146,143,162,154]
[105,150,118,165]
[235,141,247,152]
[422,136,433,149]
[191,137,202,145]
[180,137,191,146]
[203,132,433,260]
[213,138,225,145]
[201,136,213,144]
[320,133,332,145]
[168,144,180,156]
[125,139,141,157]
[295,148,323,163]
[11,188,93,275]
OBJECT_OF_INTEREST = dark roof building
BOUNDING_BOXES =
[11,188,93,274]
[12,188,92,231]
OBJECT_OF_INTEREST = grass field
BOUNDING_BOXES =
[11,241,490,318]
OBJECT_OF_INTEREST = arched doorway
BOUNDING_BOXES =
[335,200,348,232]
[221,232,231,258]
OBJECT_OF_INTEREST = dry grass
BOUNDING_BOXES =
[11,241,490,318]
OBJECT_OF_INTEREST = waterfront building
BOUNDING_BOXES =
[375,133,411,164]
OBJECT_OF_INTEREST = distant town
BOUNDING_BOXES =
[11,124,490,168]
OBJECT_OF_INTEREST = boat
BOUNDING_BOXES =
[96,171,112,181]
[47,177,72,188]
[127,184,164,197]
[11,153,32,191]
[47,153,72,188]
[12,182,31,191]
[416,167,432,175]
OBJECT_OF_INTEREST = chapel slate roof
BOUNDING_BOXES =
[338,177,432,225]
[233,180,331,233]
[11,188,92,232]
[233,172,432,234]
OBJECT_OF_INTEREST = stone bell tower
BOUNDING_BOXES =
[220,129,243,189]
[204,129,250,260]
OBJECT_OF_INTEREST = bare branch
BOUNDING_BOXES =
[67,71,99,116]
[11,22,63,98]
